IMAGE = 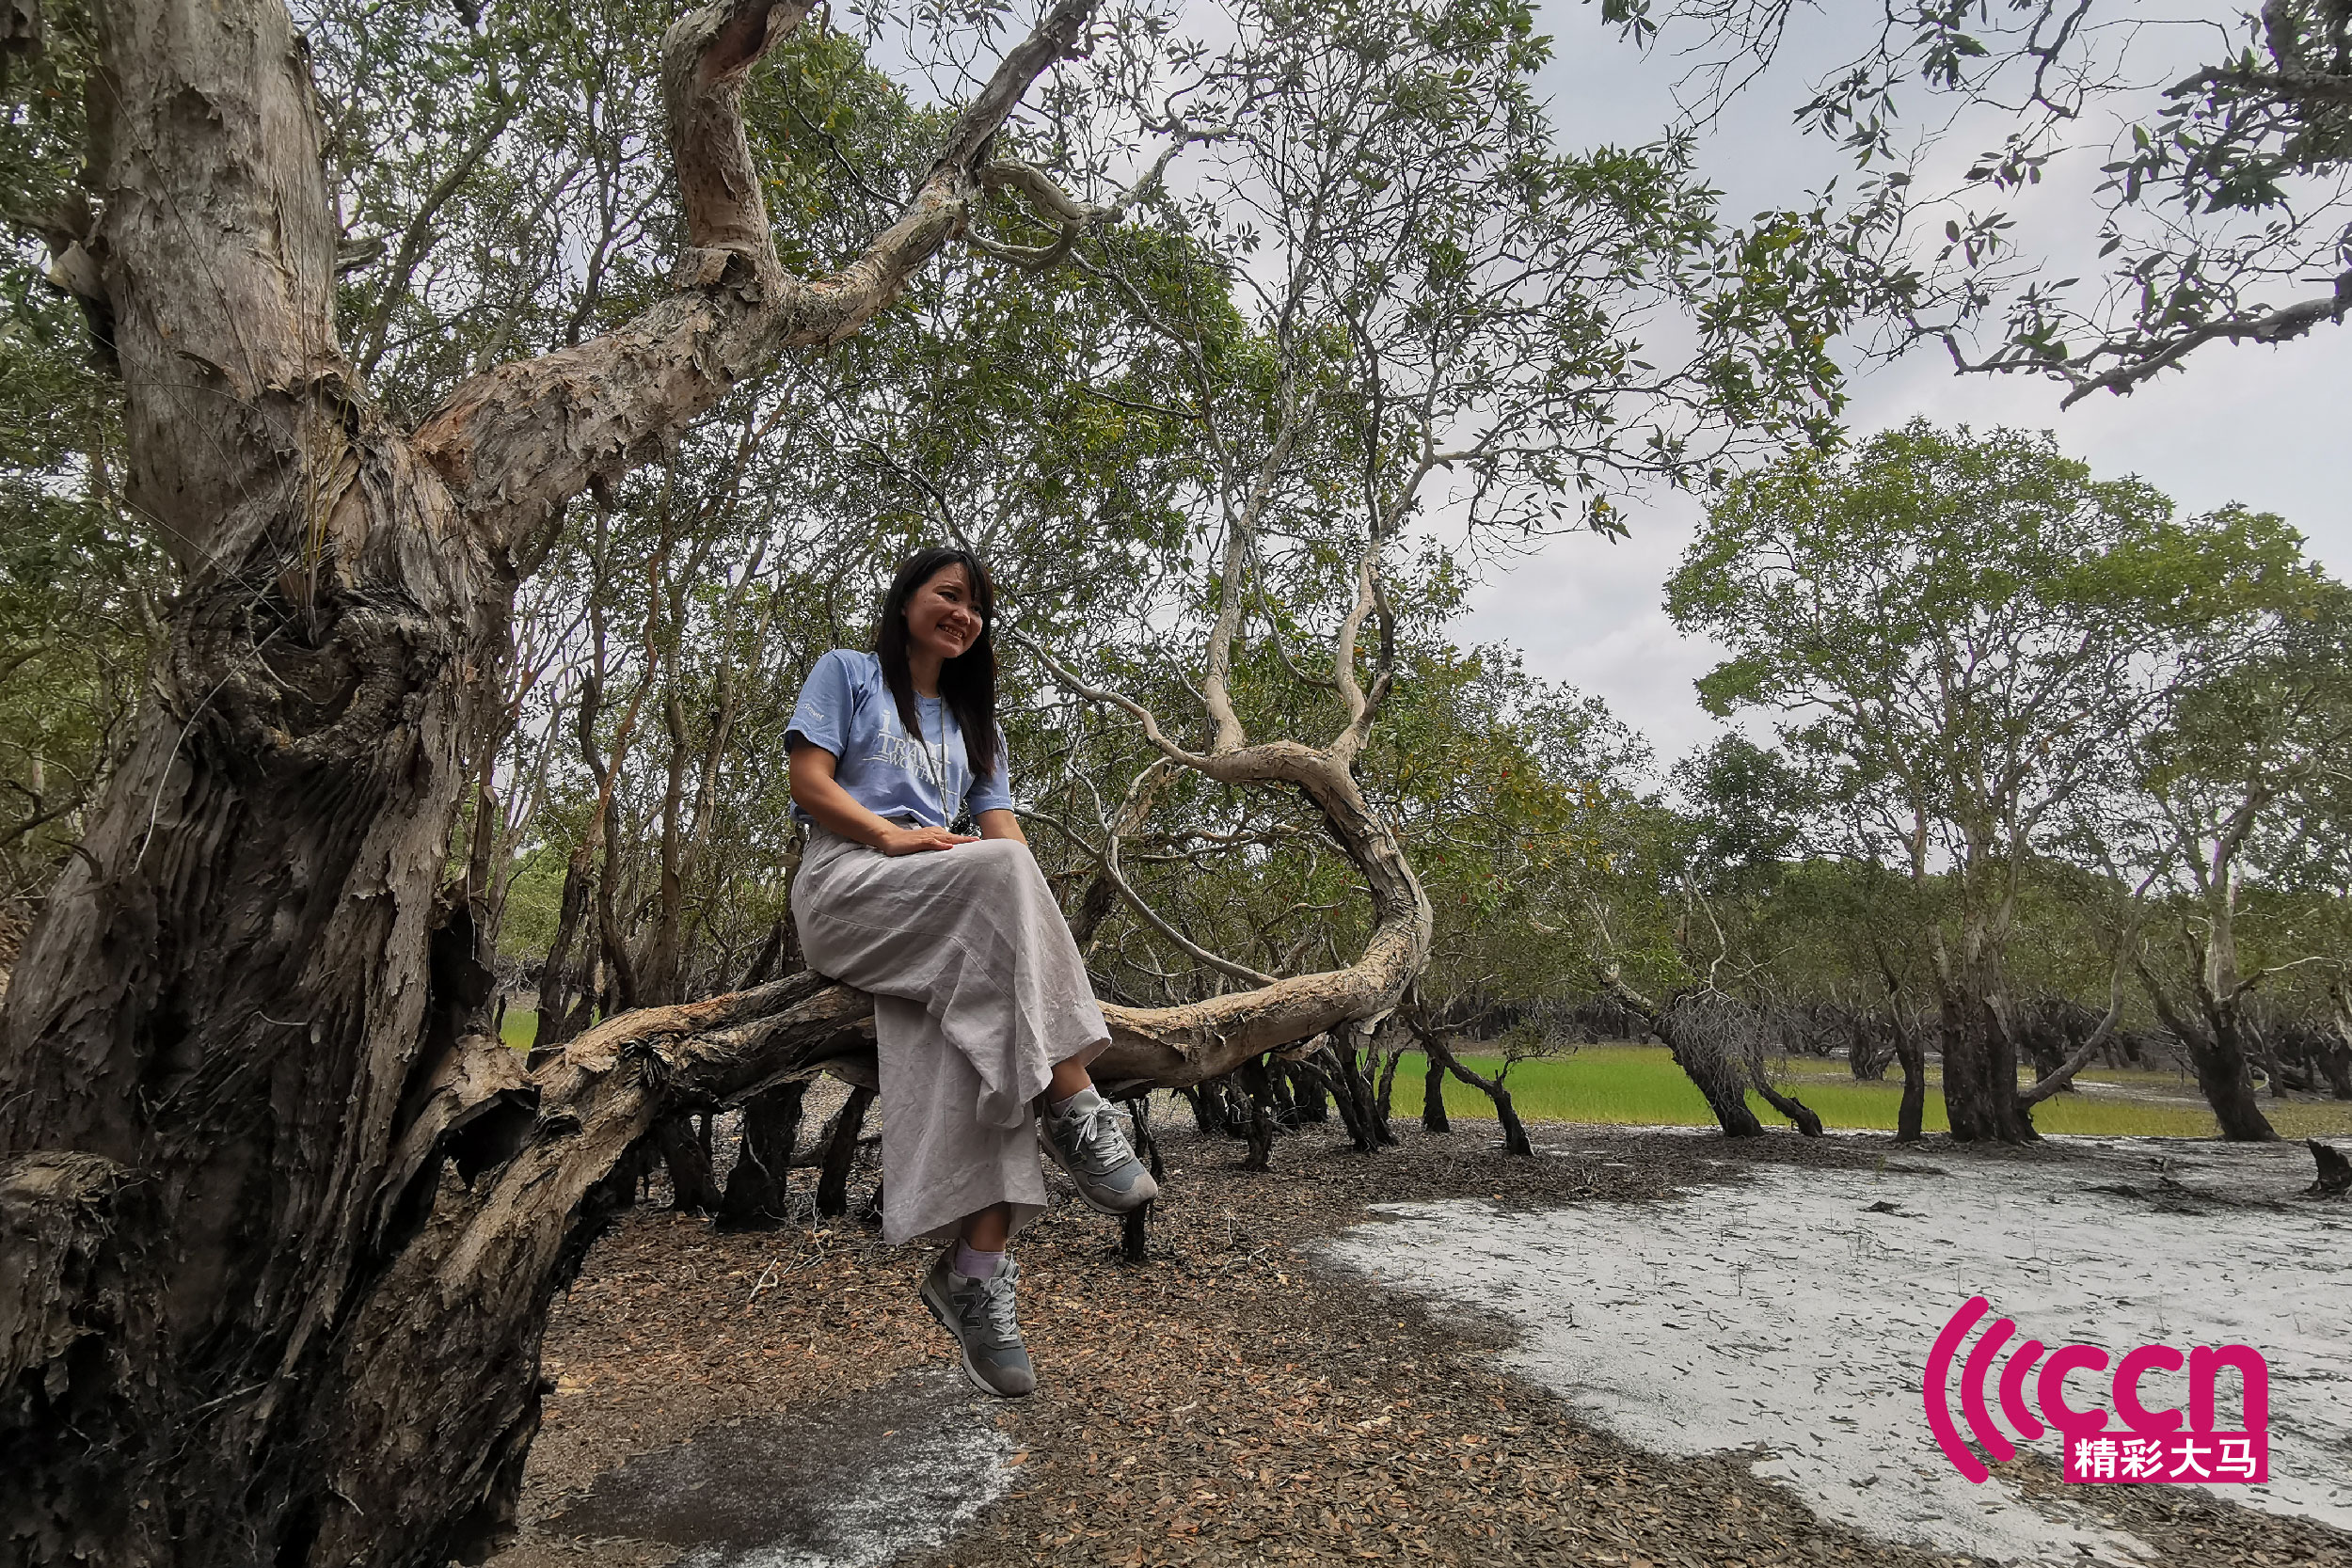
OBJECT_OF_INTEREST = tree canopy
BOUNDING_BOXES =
[1606,0,2352,403]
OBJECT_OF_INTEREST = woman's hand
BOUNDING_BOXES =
[878,824,978,856]
[791,744,976,854]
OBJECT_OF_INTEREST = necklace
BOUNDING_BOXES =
[915,697,952,823]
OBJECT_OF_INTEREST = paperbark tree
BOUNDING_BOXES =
[2110,586,2352,1139]
[1667,422,2309,1143]
[1016,0,1847,1104]
[0,0,1109,1560]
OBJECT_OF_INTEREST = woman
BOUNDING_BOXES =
[786,546,1158,1398]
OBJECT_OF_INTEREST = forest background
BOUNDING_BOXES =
[4,0,2350,1156]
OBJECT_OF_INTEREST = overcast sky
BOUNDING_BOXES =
[1458,3,2352,768]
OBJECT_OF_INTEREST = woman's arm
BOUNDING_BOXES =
[787,744,975,855]
[976,808,1025,845]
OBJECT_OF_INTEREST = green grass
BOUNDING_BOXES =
[500,1008,538,1052]
[1385,1045,2352,1139]
[490,1007,2352,1140]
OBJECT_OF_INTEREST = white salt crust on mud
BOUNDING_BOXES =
[1323,1137,2352,1568]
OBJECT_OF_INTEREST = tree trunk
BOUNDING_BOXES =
[739,916,790,990]
[1890,1008,1928,1144]
[1749,1070,1823,1137]
[717,1081,806,1229]
[1265,1059,1300,1129]
[1410,1023,1530,1156]
[1326,1042,1392,1149]
[593,797,641,1016]
[1847,1014,1890,1080]
[1235,1057,1277,1170]
[1374,1044,1404,1128]
[2182,1020,2279,1141]
[1118,1098,1160,1261]
[1659,997,1765,1138]
[1288,1060,1328,1123]
[2322,1038,2352,1101]
[651,1113,723,1213]
[2250,1017,2288,1101]
[2308,1139,2352,1196]
[1937,971,2035,1143]
[1421,1051,1451,1132]
[530,843,595,1065]
[1306,1050,1374,1152]
[2138,958,2279,1142]
[1871,956,1927,1143]
[0,0,1106,1559]
[2328,987,2352,1101]
[815,1084,876,1218]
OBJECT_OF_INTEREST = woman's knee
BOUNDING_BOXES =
[961,837,1031,876]
[958,837,1052,901]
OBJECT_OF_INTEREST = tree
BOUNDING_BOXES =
[1017,0,1847,1101]
[1665,420,2309,1141]
[1608,0,2352,403]
[2103,583,2352,1137]
[0,0,1121,1559]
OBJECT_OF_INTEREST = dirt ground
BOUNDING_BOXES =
[485,1106,2350,1568]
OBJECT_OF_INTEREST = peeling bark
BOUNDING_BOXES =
[0,0,1103,1559]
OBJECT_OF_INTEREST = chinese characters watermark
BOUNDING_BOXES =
[1923,1295,2269,1486]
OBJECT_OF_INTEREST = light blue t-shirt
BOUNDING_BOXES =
[785,649,1013,829]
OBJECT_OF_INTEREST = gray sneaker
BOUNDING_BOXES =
[1039,1086,1160,1215]
[919,1249,1036,1398]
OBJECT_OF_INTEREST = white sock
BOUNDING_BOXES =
[954,1241,1005,1279]
[1050,1084,1102,1117]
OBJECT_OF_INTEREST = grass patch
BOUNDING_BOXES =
[1386,1045,2352,1139]
[487,1013,2352,1139]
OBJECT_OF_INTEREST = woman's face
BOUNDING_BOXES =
[903,563,985,665]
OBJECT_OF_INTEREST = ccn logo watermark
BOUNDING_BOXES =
[1923,1295,2269,1486]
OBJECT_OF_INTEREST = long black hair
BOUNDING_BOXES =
[874,546,1000,783]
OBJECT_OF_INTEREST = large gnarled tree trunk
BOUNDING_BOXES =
[0,0,1100,1560]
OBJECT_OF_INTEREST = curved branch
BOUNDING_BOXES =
[1088,784,1278,985]
[413,0,1099,552]
[1008,629,1203,764]
[1089,738,1430,1085]
[2017,973,2126,1107]
[2049,267,2352,407]
[963,135,1195,268]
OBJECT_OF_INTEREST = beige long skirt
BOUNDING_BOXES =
[790,829,1108,1245]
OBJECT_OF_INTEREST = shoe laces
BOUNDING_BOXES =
[965,1258,1023,1345]
[1058,1095,1134,1170]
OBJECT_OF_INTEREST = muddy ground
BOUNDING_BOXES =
[485,1106,2349,1568]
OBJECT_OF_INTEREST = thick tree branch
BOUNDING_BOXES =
[2044,267,2352,407]
[89,0,347,572]
[412,0,1099,554]
[2017,981,2124,1105]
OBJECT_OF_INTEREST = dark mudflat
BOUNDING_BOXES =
[546,1366,1009,1565]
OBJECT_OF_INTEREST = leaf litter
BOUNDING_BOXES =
[488,1117,2346,1568]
